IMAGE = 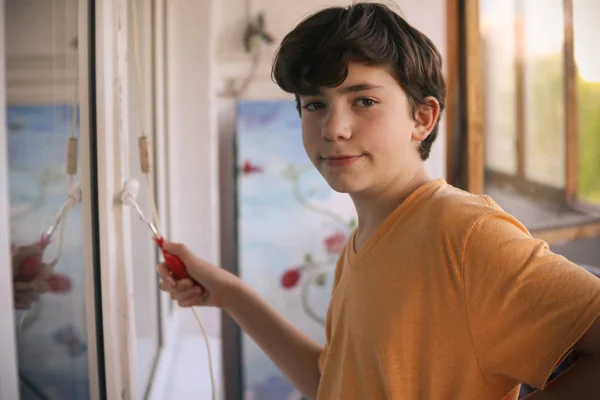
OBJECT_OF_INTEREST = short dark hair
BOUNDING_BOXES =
[271,2,446,160]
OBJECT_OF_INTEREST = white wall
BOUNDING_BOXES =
[165,0,221,337]
[171,0,448,340]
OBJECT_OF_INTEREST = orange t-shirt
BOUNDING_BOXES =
[316,179,600,399]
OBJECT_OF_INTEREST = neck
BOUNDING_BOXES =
[350,165,431,251]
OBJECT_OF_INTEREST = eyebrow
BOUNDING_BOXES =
[303,83,384,97]
[337,83,384,94]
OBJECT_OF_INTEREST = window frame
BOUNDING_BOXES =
[0,0,106,398]
[0,1,20,397]
[446,0,600,244]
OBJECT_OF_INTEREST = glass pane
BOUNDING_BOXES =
[574,0,600,205]
[480,0,518,175]
[522,0,565,188]
[6,0,91,398]
[127,0,161,397]
[477,0,600,231]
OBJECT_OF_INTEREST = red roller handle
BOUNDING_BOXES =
[153,236,190,280]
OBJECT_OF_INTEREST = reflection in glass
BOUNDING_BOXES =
[6,0,90,398]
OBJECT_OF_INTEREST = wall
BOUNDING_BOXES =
[165,0,221,337]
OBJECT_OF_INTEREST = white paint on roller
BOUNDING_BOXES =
[121,178,141,206]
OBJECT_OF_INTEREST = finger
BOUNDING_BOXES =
[12,244,43,266]
[178,296,202,308]
[15,291,40,305]
[170,286,204,302]
[158,281,173,293]
[13,255,43,279]
[156,263,176,287]
[36,264,54,280]
[158,280,192,294]
[173,278,195,292]
[170,286,204,301]
[27,279,49,293]
[14,282,34,292]
[161,241,192,264]
[13,242,43,257]
[15,280,49,294]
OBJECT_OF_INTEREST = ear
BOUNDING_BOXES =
[411,96,440,142]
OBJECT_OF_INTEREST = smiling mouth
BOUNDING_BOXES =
[321,154,364,167]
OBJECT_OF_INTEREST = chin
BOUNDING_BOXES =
[315,157,371,194]
[322,174,367,194]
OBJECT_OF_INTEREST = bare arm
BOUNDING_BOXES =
[523,316,600,400]
[522,354,600,400]
[225,280,323,399]
[157,241,322,399]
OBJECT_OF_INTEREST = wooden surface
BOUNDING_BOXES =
[514,4,526,177]
[465,0,485,194]
[445,0,459,184]
[533,222,600,245]
[564,0,579,203]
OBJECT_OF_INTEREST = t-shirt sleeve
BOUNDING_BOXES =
[463,210,600,390]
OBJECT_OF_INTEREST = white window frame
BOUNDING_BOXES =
[94,0,138,396]
[0,1,20,398]
[151,0,179,345]
[80,0,103,398]
[0,1,103,398]
[95,0,180,398]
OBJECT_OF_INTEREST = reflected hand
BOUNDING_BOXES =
[11,242,72,310]
[11,243,50,309]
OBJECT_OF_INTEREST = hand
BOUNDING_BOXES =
[11,242,73,310]
[157,241,240,308]
[11,243,51,310]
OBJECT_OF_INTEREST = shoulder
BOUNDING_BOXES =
[426,183,516,232]
[411,183,533,253]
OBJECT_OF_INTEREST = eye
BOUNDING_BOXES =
[302,101,326,111]
[355,98,377,108]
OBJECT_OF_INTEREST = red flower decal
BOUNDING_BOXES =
[241,160,263,175]
[281,267,302,289]
[323,232,346,254]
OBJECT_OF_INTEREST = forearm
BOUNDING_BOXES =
[523,353,600,400]
[224,280,322,399]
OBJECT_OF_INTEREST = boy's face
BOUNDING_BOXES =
[299,62,438,195]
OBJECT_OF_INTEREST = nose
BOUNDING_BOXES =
[321,107,352,141]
